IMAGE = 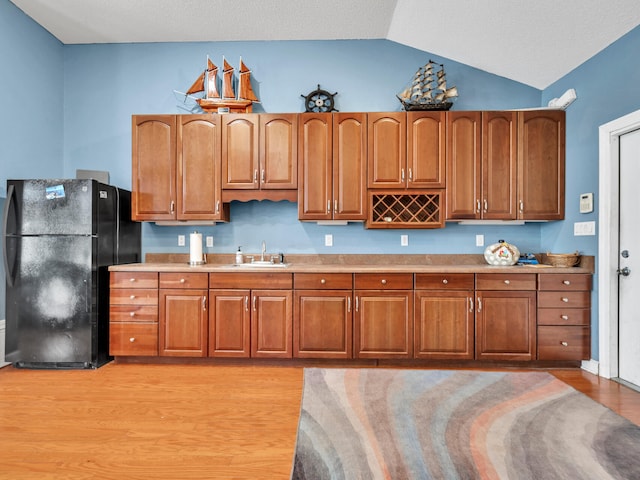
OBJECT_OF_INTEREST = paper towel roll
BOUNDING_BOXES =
[189,232,203,265]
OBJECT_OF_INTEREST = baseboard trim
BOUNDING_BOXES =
[581,359,599,376]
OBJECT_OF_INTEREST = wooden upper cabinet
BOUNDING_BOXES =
[132,114,228,222]
[260,114,297,190]
[132,115,176,221]
[482,111,517,219]
[446,111,481,219]
[407,111,446,188]
[447,111,517,220]
[177,115,227,220]
[368,112,445,189]
[368,112,406,188]
[298,112,366,221]
[222,113,297,194]
[222,114,259,189]
[333,112,367,220]
[518,110,565,220]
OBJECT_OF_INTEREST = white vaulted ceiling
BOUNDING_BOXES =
[9,0,640,89]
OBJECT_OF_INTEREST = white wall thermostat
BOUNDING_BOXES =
[579,193,593,213]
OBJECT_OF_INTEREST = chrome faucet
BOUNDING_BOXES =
[261,240,266,262]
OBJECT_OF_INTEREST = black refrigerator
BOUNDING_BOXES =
[2,179,141,369]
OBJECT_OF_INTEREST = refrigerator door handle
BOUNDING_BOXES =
[2,183,16,287]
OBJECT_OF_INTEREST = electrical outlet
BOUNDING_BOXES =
[325,234,333,247]
[178,235,186,246]
[206,236,214,248]
[476,234,484,247]
[401,234,409,246]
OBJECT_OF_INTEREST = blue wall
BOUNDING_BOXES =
[3,1,640,360]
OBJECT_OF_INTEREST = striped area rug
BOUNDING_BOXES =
[291,368,640,479]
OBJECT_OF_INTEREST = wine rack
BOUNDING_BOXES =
[367,191,445,229]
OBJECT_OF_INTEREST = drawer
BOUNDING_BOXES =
[209,272,293,289]
[537,326,590,360]
[110,288,158,305]
[538,274,592,291]
[354,273,413,290]
[476,273,536,291]
[110,304,158,323]
[294,273,353,290]
[110,271,158,289]
[537,308,589,326]
[538,291,590,309]
[110,323,158,356]
[160,272,208,289]
[415,273,474,290]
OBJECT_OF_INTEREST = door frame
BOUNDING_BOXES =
[598,108,640,379]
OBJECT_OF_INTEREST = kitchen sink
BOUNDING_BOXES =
[231,261,289,268]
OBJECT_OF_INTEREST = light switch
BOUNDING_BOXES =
[325,234,333,247]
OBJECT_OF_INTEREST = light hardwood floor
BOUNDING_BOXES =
[0,364,638,480]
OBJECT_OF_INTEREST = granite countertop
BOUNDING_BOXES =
[108,254,594,274]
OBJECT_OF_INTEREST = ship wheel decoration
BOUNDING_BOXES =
[301,85,338,112]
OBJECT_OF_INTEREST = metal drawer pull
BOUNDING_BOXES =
[130,312,135,317]
[561,315,569,320]
[381,279,387,285]
[245,296,249,312]
[504,280,510,285]
[129,278,136,282]
[562,297,569,303]
[180,278,185,283]
[130,295,136,299]
[347,297,351,313]
[469,297,474,312]
[442,279,448,284]
[563,280,571,285]
[321,279,326,284]
[560,341,569,347]
[477,297,482,312]
[129,337,135,343]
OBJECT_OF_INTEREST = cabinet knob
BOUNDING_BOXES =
[129,337,136,343]
[442,279,448,284]
[129,278,136,282]
[130,295,136,299]
[180,278,185,283]
[320,279,326,284]
[381,279,387,285]
[130,312,135,317]
[563,280,571,285]
[562,297,569,303]
[504,280,510,285]
[560,341,569,347]
[561,315,569,320]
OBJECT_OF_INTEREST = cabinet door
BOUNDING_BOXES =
[260,114,297,189]
[354,290,413,358]
[222,114,259,189]
[132,115,176,220]
[476,291,536,361]
[446,111,481,219]
[251,290,293,358]
[368,112,406,188]
[209,289,250,357]
[482,111,517,219]
[294,290,352,359]
[334,112,367,220]
[177,115,225,220]
[415,291,474,359]
[159,289,208,357]
[518,110,565,220]
[408,112,446,188]
[298,113,332,220]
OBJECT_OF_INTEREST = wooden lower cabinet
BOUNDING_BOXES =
[109,272,159,356]
[293,273,354,359]
[251,290,293,358]
[414,273,475,359]
[537,273,591,360]
[159,273,208,357]
[476,290,536,361]
[208,290,251,357]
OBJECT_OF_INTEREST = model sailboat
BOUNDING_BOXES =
[397,60,458,111]
[181,56,260,113]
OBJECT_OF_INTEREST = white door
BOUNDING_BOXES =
[618,128,640,388]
